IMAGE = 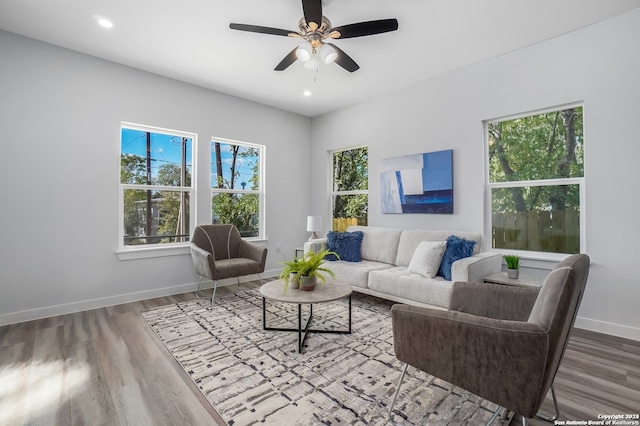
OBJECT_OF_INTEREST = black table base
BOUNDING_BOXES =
[262,295,352,353]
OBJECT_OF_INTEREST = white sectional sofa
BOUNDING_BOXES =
[304,226,501,310]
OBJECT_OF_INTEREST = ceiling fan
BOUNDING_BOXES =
[229,0,398,72]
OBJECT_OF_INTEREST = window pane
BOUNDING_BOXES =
[333,147,368,191]
[123,189,190,245]
[211,141,260,190]
[121,128,192,186]
[212,193,259,237]
[332,194,368,232]
[488,107,584,183]
[491,185,580,254]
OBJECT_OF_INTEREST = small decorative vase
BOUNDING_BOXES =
[507,268,520,279]
[290,273,300,289]
[299,275,317,291]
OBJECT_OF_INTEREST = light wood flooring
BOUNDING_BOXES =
[1,279,638,426]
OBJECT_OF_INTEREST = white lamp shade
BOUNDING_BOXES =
[306,216,322,232]
[320,43,337,64]
[296,42,313,62]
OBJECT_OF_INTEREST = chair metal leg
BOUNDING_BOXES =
[522,415,528,426]
[536,385,560,422]
[194,276,218,307]
[486,406,503,426]
[209,280,218,307]
[388,363,409,420]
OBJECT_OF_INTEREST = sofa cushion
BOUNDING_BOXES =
[346,226,403,264]
[368,267,453,308]
[326,260,394,289]
[396,230,484,267]
[408,240,447,278]
[437,235,476,280]
[325,231,364,262]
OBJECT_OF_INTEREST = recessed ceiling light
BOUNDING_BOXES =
[303,90,312,97]
[97,18,113,28]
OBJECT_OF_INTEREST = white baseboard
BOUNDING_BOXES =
[575,315,640,342]
[0,269,280,327]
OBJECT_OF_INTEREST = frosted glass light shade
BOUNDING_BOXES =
[320,43,337,64]
[296,42,313,62]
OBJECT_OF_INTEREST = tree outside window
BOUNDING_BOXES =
[487,106,584,254]
[211,139,263,238]
[120,124,193,247]
[332,146,368,231]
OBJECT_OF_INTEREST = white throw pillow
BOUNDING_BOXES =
[408,240,447,278]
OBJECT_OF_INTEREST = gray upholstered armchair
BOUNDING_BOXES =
[389,253,590,425]
[190,224,267,306]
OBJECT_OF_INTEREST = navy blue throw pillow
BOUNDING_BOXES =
[325,231,364,262]
[437,235,476,280]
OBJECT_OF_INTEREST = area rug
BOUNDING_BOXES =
[142,289,513,425]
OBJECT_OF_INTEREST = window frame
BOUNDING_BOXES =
[484,104,586,260]
[210,137,265,240]
[330,145,369,231]
[118,122,196,255]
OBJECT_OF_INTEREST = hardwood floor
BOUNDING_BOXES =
[1,280,638,426]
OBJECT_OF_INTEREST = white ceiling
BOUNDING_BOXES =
[1,0,639,117]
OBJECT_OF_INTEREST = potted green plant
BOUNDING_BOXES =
[279,248,339,292]
[503,254,520,279]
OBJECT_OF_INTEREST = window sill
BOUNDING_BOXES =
[116,244,190,260]
[115,238,268,261]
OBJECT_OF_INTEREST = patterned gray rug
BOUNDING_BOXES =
[142,289,513,425]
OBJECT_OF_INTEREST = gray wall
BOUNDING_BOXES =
[311,10,640,340]
[0,31,312,324]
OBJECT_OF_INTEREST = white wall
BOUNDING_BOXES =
[0,31,312,324]
[310,10,640,341]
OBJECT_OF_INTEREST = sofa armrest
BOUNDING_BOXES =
[449,281,540,320]
[451,252,501,283]
[304,238,327,255]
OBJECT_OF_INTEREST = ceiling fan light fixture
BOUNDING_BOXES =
[320,43,337,64]
[296,42,313,62]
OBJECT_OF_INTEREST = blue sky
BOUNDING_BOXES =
[121,129,258,190]
[121,128,192,181]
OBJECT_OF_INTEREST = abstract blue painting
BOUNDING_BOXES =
[380,149,453,214]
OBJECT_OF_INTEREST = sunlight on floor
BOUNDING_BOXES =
[0,360,90,424]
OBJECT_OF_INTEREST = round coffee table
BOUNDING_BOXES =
[260,278,352,353]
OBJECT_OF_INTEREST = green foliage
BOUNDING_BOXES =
[333,147,368,222]
[488,107,583,213]
[121,155,191,245]
[279,248,339,293]
[211,143,260,236]
[503,254,520,269]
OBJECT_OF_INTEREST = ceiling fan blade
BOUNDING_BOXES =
[330,19,398,39]
[230,23,298,37]
[274,47,299,71]
[327,43,360,72]
[302,0,322,31]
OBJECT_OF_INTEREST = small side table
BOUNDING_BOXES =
[483,272,543,288]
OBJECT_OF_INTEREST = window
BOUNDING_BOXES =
[211,138,264,239]
[332,146,368,231]
[119,123,194,248]
[486,105,584,254]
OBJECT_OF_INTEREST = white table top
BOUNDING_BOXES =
[260,278,352,304]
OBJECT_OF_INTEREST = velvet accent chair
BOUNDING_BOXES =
[190,224,267,306]
[388,253,590,426]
